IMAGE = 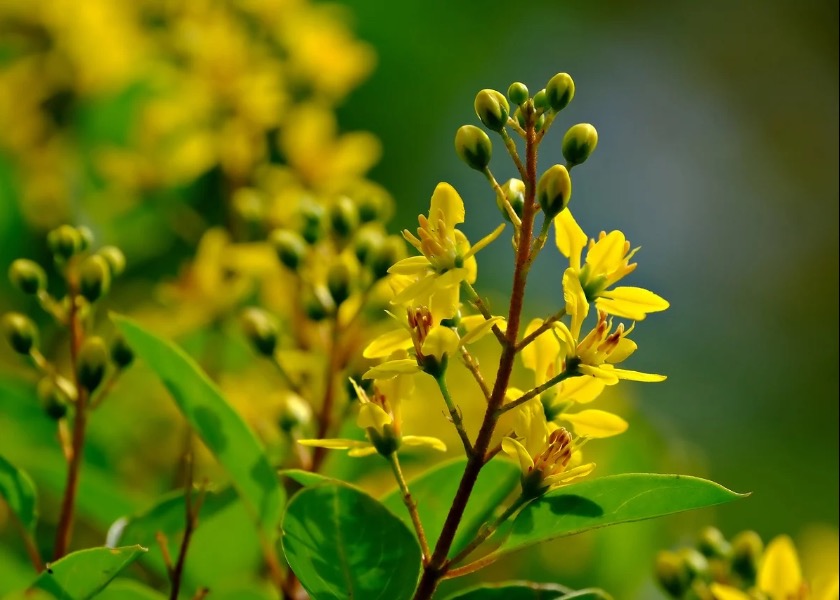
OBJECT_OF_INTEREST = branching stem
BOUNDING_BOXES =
[388,453,431,563]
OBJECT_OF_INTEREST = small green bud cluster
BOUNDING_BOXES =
[655,527,766,599]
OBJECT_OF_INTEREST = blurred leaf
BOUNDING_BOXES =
[444,581,612,600]
[281,483,421,600]
[28,545,147,600]
[94,579,167,600]
[380,458,519,556]
[279,469,335,488]
[114,316,284,536]
[498,474,746,557]
[0,454,38,532]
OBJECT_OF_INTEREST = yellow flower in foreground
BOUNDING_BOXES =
[555,209,669,320]
[298,379,445,457]
[711,535,839,600]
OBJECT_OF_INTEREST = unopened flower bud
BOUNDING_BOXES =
[533,89,549,111]
[498,179,525,222]
[110,335,134,369]
[77,226,94,251]
[270,229,307,270]
[507,82,529,106]
[37,377,70,420]
[546,73,575,112]
[534,113,546,133]
[241,308,279,357]
[47,225,83,260]
[355,188,390,223]
[697,526,732,559]
[9,259,46,295]
[353,227,384,264]
[302,288,333,322]
[97,246,126,276]
[654,550,691,598]
[455,125,492,171]
[279,395,312,432]
[562,123,598,166]
[77,337,108,392]
[330,196,359,238]
[327,260,353,306]
[731,530,763,582]
[536,165,572,218]
[370,236,405,280]
[2,312,38,355]
[299,201,325,244]
[79,255,111,302]
[678,547,709,578]
[474,89,509,132]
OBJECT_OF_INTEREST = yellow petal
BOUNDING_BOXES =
[391,272,438,305]
[363,328,413,359]
[297,438,369,450]
[348,446,380,457]
[430,283,460,320]
[389,255,432,275]
[504,386,525,404]
[556,376,605,404]
[605,337,638,364]
[813,574,840,600]
[377,372,415,407]
[421,326,460,360]
[401,436,447,452]
[521,319,560,385]
[551,321,577,358]
[759,535,802,599]
[578,364,620,385]
[357,403,393,430]
[562,410,628,438]
[464,223,506,259]
[429,182,465,236]
[363,359,420,380]
[554,209,587,270]
[608,366,667,382]
[347,377,369,404]
[501,437,534,473]
[596,286,669,320]
[585,231,627,277]
[544,462,596,488]
[460,316,504,346]
[563,268,589,340]
[709,583,752,600]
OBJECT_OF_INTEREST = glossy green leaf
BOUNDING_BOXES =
[29,545,147,600]
[114,316,283,534]
[380,458,519,556]
[95,579,167,600]
[281,483,421,600]
[499,474,746,557]
[445,581,612,600]
[0,454,38,532]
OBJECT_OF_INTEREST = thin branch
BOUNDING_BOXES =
[7,509,44,573]
[388,453,431,563]
[459,348,491,401]
[170,455,206,600]
[435,375,473,456]
[514,309,566,353]
[312,320,341,471]
[155,531,174,577]
[89,369,122,410]
[446,494,529,568]
[497,368,580,416]
[499,129,527,179]
[441,552,501,580]
[461,282,507,346]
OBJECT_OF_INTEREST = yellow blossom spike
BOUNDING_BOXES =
[562,410,628,438]
[759,535,803,599]
[463,223,506,260]
[554,209,587,271]
[401,435,447,452]
[595,286,670,321]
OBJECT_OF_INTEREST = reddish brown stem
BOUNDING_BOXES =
[312,321,340,471]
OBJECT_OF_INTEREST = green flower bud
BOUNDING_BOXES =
[110,335,134,369]
[731,530,763,582]
[299,201,325,244]
[507,82,529,106]
[79,255,112,302]
[697,527,732,559]
[367,423,401,457]
[533,89,549,111]
[77,337,108,392]
[302,287,333,322]
[2,312,38,355]
[241,308,279,357]
[270,229,307,270]
[278,395,312,432]
[678,547,709,578]
[562,123,599,166]
[498,178,525,222]
[454,125,492,171]
[474,89,510,132]
[353,227,384,264]
[47,225,83,260]
[327,260,353,306]
[330,196,359,238]
[545,72,575,112]
[536,165,572,218]
[534,113,546,133]
[654,550,692,598]
[369,236,405,280]
[97,246,126,276]
[37,377,70,420]
[9,259,46,295]
[77,226,94,251]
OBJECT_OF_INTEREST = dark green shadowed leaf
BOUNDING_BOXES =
[445,581,613,600]
[113,316,284,534]
[380,458,519,556]
[29,545,147,600]
[281,483,421,600]
[499,474,746,557]
[0,454,38,532]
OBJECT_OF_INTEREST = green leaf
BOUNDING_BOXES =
[380,458,519,556]
[0,454,38,532]
[444,581,612,600]
[279,469,335,488]
[94,579,167,600]
[29,545,147,600]
[114,316,284,535]
[281,483,421,600]
[498,474,746,557]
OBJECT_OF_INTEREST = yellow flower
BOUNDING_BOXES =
[389,182,504,319]
[555,209,669,321]
[711,535,839,600]
[501,400,595,497]
[298,378,445,457]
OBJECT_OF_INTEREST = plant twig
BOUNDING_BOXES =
[388,453,431,564]
[514,309,566,352]
[170,454,207,600]
[499,129,527,179]
[460,348,491,401]
[446,494,529,568]
[8,509,44,573]
[435,375,473,456]
[496,367,579,416]
[461,283,507,346]
[312,320,341,471]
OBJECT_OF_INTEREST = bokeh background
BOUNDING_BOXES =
[0,0,837,598]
